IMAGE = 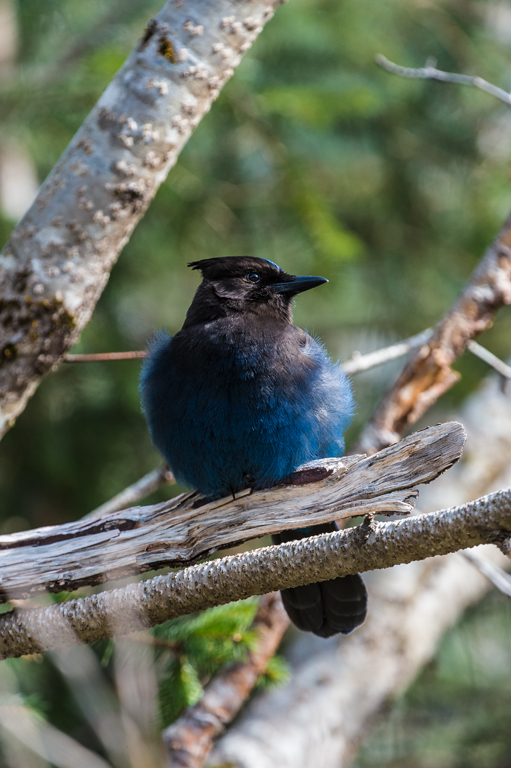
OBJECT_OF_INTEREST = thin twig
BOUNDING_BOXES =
[65,351,148,363]
[88,464,175,519]
[467,340,511,391]
[375,54,511,106]
[64,328,432,373]
[342,329,433,375]
[461,550,511,598]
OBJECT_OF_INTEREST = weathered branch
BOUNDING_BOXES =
[357,218,511,454]
[0,422,465,600]
[0,0,282,438]
[162,593,289,768]
[0,480,510,659]
[375,54,511,106]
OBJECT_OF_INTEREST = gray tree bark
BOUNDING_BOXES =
[0,481,510,660]
[0,0,283,437]
[0,422,464,599]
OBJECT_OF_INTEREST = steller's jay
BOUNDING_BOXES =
[140,256,367,637]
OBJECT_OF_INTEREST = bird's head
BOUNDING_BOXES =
[183,256,328,327]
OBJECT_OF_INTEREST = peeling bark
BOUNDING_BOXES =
[357,217,511,454]
[0,0,283,437]
[0,481,510,659]
[0,422,465,600]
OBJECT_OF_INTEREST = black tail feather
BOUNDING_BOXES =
[272,522,368,638]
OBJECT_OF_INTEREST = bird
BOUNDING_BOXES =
[140,256,367,637]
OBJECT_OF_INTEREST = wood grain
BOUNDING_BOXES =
[0,422,465,600]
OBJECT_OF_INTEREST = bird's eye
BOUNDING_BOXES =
[246,272,261,283]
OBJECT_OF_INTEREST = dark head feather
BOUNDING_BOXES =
[188,256,283,280]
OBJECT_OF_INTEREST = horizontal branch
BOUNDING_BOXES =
[0,481,510,660]
[64,329,433,371]
[0,422,464,600]
[64,351,148,363]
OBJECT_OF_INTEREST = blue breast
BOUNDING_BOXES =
[140,323,353,498]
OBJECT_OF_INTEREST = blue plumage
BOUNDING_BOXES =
[140,256,367,637]
[141,324,353,498]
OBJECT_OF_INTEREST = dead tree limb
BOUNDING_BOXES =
[0,422,464,600]
[356,214,511,454]
[0,478,510,660]
[0,0,282,438]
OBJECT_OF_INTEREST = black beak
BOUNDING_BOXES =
[273,275,328,295]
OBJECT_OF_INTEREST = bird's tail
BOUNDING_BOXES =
[271,522,367,638]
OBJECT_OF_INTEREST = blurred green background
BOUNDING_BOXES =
[1,0,511,763]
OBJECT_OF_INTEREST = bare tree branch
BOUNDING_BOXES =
[0,481,510,659]
[0,0,282,438]
[162,593,289,768]
[0,422,464,600]
[63,329,433,370]
[356,218,511,454]
[375,54,511,105]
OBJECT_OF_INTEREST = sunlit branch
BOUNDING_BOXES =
[0,481,510,660]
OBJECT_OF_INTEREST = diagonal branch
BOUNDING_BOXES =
[0,0,282,438]
[88,463,175,518]
[356,216,511,454]
[0,422,465,600]
[162,592,290,768]
[0,481,510,660]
